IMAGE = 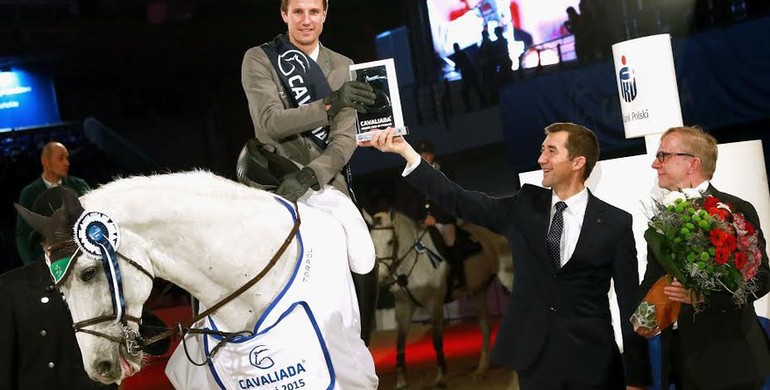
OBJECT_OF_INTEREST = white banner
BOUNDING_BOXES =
[612,34,683,138]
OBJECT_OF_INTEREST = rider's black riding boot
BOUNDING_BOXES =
[351,263,379,347]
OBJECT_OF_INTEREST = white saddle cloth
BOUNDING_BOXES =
[165,196,378,389]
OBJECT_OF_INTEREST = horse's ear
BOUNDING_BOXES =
[361,208,374,228]
[60,187,85,223]
[14,203,51,235]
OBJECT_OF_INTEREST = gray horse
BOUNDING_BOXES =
[367,209,515,389]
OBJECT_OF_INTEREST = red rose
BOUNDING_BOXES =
[715,248,730,265]
[710,228,729,247]
[746,221,755,236]
[704,196,719,209]
[734,252,748,270]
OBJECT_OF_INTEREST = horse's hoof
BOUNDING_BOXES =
[472,370,487,381]
[434,381,448,389]
[395,385,408,390]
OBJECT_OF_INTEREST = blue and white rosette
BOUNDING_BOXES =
[73,211,125,324]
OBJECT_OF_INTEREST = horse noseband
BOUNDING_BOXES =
[396,274,409,288]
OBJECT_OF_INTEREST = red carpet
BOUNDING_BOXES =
[370,319,501,373]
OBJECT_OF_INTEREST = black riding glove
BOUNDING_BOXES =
[276,167,320,202]
[323,80,377,119]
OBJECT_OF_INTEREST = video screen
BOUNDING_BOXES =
[0,68,60,131]
[427,0,580,77]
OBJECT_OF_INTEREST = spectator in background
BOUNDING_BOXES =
[452,42,486,111]
[1,187,115,390]
[564,6,589,65]
[490,26,513,82]
[15,142,90,265]
[478,29,496,102]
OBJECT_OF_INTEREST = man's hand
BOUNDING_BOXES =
[276,167,319,202]
[358,128,421,166]
[323,81,376,118]
[424,215,437,227]
[663,279,703,305]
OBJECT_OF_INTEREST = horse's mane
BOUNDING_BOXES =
[81,170,277,226]
[93,170,270,200]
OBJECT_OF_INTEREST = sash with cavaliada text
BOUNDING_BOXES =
[261,34,332,150]
[261,34,356,200]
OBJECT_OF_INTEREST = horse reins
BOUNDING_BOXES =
[372,224,431,308]
[52,203,302,356]
[141,208,300,350]
[373,225,429,285]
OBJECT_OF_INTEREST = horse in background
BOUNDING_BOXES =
[16,171,377,389]
[366,209,513,389]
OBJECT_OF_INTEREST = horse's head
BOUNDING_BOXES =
[369,210,400,283]
[15,188,154,384]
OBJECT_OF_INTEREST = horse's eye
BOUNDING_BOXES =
[387,239,394,246]
[80,267,98,282]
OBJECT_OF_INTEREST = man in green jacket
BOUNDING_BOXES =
[15,142,90,264]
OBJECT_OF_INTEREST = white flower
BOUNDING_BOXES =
[717,201,732,212]
[662,191,686,206]
[681,188,702,199]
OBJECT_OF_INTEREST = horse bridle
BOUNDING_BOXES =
[44,239,154,356]
[46,204,302,357]
[372,224,429,288]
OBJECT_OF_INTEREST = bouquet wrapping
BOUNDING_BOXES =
[631,189,762,337]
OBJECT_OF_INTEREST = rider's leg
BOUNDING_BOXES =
[302,187,379,345]
[352,264,379,346]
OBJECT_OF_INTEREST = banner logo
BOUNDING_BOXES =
[618,55,637,103]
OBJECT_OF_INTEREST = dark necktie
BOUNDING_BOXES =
[547,201,567,269]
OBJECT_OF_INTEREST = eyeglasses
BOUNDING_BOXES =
[655,151,694,163]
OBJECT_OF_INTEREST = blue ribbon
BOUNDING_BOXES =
[87,222,126,324]
[414,241,443,269]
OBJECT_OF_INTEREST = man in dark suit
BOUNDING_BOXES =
[641,126,770,389]
[16,141,90,265]
[362,123,650,389]
[1,187,114,389]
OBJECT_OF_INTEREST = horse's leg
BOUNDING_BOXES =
[429,299,447,389]
[394,298,415,390]
[471,288,491,380]
[506,369,521,390]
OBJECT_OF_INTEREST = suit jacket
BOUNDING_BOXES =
[405,161,650,386]
[241,43,356,195]
[15,176,90,264]
[640,184,770,388]
[0,260,116,389]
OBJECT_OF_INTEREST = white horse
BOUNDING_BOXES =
[16,171,377,389]
[367,209,513,389]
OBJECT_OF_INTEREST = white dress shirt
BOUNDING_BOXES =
[550,188,589,267]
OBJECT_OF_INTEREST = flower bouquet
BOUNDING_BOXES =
[631,189,763,337]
